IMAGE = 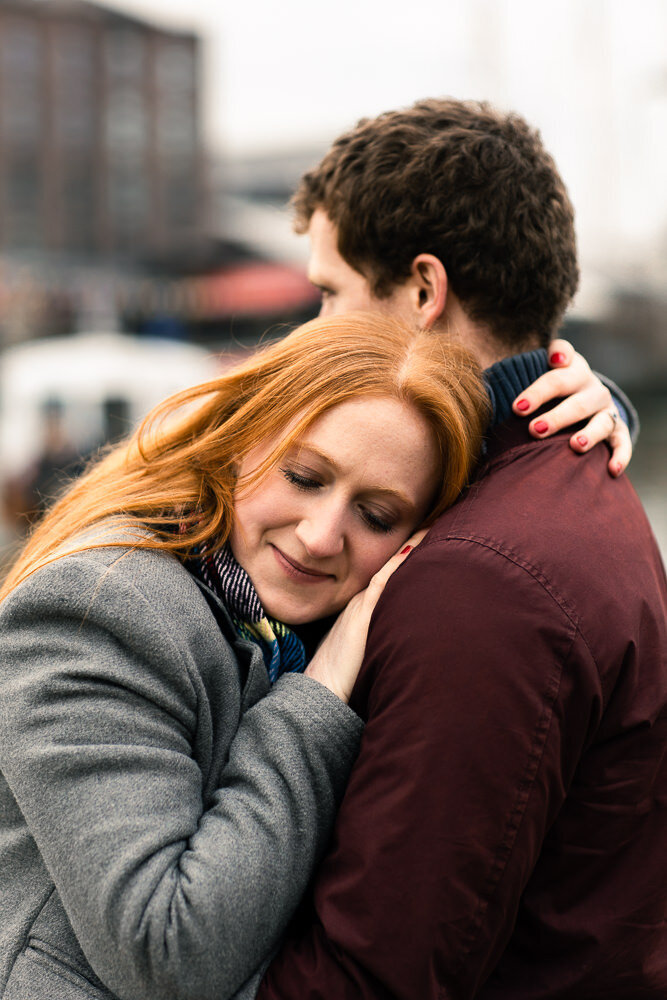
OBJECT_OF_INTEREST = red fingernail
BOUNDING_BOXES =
[533,420,549,434]
[576,435,588,448]
[400,545,412,555]
[613,462,623,476]
[549,352,566,365]
[515,398,530,412]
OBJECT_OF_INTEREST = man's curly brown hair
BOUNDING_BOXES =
[292,98,579,350]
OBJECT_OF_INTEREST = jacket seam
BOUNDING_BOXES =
[418,529,604,670]
[439,532,602,685]
[8,884,56,989]
[28,935,108,991]
[405,532,582,993]
[447,621,578,992]
[20,943,107,998]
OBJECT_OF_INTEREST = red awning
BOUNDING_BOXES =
[192,262,320,318]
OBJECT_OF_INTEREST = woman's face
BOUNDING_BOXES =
[230,396,440,624]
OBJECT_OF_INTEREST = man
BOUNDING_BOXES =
[253,100,666,997]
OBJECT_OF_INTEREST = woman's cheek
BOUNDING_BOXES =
[358,538,397,585]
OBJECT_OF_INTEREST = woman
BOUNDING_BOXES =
[0,313,489,1000]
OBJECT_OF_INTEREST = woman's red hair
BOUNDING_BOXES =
[0,313,489,599]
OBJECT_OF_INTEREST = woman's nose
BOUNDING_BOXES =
[294,503,345,558]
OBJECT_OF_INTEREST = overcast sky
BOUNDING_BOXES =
[112,0,488,154]
[107,0,666,283]
[107,0,664,152]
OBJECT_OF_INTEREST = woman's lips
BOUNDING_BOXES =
[271,545,335,583]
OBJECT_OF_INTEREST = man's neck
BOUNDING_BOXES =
[456,329,507,369]
[436,297,539,368]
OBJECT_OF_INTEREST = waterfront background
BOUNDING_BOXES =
[627,394,667,559]
[0,0,665,564]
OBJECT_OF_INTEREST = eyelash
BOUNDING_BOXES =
[361,510,394,534]
[281,468,395,535]
[281,468,321,491]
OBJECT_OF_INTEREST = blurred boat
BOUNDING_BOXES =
[0,331,222,482]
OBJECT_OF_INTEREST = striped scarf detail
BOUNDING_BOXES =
[190,543,306,684]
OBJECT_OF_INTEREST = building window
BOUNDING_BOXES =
[156,99,196,158]
[53,27,97,149]
[61,158,97,252]
[1,20,42,77]
[154,41,195,93]
[105,29,144,81]
[164,167,199,230]
[108,165,149,251]
[4,154,44,247]
[106,87,148,158]
[154,40,197,160]
[0,20,45,145]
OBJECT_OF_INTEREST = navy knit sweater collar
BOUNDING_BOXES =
[484,348,549,427]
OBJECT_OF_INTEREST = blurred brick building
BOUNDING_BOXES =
[0,0,204,259]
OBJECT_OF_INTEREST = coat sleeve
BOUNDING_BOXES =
[0,549,363,1000]
[253,536,602,999]
[595,372,639,443]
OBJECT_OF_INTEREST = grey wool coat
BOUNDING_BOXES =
[0,541,364,1000]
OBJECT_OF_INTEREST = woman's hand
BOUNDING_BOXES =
[305,529,427,703]
[511,338,632,477]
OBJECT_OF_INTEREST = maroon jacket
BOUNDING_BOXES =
[257,414,667,999]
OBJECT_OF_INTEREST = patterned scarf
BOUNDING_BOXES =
[188,543,307,684]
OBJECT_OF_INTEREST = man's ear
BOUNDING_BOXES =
[409,254,448,329]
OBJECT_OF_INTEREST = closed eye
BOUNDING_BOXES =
[359,507,395,534]
[314,286,335,313]
[281,467,323,491]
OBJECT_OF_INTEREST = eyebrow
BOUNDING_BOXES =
[291,443,416,510]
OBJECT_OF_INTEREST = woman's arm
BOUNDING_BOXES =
[0,546,363,1000]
